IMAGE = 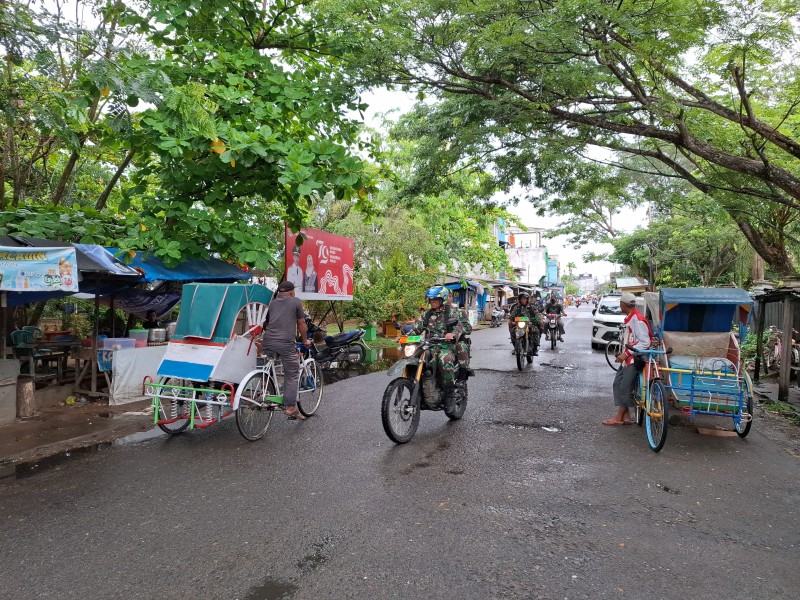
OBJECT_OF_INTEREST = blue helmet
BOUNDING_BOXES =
[425,286,450,301]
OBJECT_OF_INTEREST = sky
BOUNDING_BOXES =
[358,89,646,284]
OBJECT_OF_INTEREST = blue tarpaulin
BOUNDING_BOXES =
[106,248,250,283]
[660,287,753,337]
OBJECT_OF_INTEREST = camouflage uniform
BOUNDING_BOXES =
[455,306,472,368]
[413,305,464,385]
[508,301,541,348]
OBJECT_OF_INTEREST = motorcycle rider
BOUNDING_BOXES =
[545,294,567,342]
[508,291,541,355]
[412,286,464,390]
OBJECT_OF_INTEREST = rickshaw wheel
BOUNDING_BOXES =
[646,379,668,452]
[156,377,192,435]
[736,372,754,438]
[236,371,275,441]
[298,359,323,416]
[632,374,644,426]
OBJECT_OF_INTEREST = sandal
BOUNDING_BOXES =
[284,408,306,421]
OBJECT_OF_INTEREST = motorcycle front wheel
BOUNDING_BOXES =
[445,382,468,420]
[550,330,557,349]
[515,338,524,371]
[381,377,420,443]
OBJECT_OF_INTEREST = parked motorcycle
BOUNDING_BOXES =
[511,316,537,370]
[544,313,560,350]
[381,321,472,443]
[490,307,505,328]
[305,317,369,367]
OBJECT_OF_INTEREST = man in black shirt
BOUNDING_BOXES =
[544,294,567,341]
[262,280,310,420]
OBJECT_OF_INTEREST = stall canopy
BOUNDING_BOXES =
[1,236,140,306]
[106,248,250,283]
[444,280,485,295]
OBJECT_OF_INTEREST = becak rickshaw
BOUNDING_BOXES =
[656,287,755,438]
[144,283,272,435]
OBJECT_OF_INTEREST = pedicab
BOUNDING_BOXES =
[143,283,282,440]
[641,287,755,450]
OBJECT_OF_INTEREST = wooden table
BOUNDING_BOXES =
[15,341,81,384]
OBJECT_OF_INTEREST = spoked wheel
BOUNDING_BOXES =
[236,371,275,441]
[298,359,324,417]
[646,379,669,452]
[445,382,468,420]
[381,377,420,443]
[515,338,524,371]
[605,340,622,371]
[632,373,644,426]
[155,377,193,434]
[735,372,754,438]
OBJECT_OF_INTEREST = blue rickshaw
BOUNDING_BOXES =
[655,287,755,439]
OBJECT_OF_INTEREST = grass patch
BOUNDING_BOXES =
[762,401,800,426]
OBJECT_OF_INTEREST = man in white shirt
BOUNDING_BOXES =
[286,246,303,290]
[603,292,652,426]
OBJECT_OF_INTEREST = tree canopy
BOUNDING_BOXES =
[319,0,800,275]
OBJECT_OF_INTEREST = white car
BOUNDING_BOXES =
[591,293,646,349]
[591,294,625,349]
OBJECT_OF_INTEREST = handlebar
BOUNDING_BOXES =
[625,344,673,355]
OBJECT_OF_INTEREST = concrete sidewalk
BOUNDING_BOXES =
[0,399,155,465]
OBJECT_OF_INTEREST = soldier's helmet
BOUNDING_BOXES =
[425,286,450,302]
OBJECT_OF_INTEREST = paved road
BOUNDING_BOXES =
[1,304,799,599]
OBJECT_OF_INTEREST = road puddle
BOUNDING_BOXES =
[492,420,562,432]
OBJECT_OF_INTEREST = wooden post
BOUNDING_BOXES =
[754,298,767,382]
[779,296,794,402]
[16,376,34,418]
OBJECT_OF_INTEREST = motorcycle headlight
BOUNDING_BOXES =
[517,322,527,329]
[403,344,418,358]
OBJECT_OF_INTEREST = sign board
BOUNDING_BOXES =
[0,246,79,292]
[284,228,354,300]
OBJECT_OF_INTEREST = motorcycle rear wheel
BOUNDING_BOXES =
[381,377,420,443]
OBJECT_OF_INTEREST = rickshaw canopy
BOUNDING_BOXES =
[171,283,273,344]
[659,287,752,339]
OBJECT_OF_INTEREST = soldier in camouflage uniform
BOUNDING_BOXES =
[508,291,541,355]
[455,303,472,369]
[412,286,464,385]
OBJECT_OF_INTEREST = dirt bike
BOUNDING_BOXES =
[381,322,472,443]
[490,307,504,327]
[511,316,538,370]
[544,313,560,349]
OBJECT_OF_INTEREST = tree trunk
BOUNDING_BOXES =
[753,254,765,282]
[16,376,35,418]
[26,302,47,328]
[731,215,796,277]
[95,147,136,210]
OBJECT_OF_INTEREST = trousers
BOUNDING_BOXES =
[262,339,301,408]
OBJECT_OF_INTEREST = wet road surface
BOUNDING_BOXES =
[1,304,798,599]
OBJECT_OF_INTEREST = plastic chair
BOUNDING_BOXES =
[22,326,44,341]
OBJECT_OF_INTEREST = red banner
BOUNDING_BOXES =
[284,227,354,300]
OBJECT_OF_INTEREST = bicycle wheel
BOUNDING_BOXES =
[735,371,754,438]
[297,359,323,416]
[632,372,644,426]
[645,379,668,452]
[236,371,275,441]
[605,340,622,371]
[515,338,524,371]
[155,377,192,435]
[381,377,419,443]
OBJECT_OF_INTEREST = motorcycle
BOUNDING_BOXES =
[512,316,538,370]
[490,307,505,328]
[305,317,369,367]
[544,313,560,349]
[381,320,472,443]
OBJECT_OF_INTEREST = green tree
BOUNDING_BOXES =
[320,0,800,275]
